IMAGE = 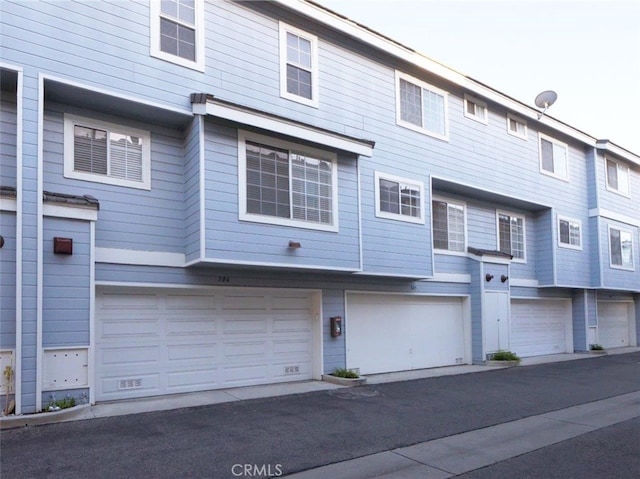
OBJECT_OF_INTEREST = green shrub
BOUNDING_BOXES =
[491,350,521,362]
[589,344,604,351]
[331,368,359,379]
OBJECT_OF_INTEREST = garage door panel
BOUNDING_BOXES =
[96,288,314,401]
[346,294,465,375]
[166,318,217,336]
[598,302,631,349]
[510,300,570,357]
[167,369,217,389]
[167,343,217,361]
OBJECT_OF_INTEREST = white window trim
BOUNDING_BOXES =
[538,133,569,181]
[604,157,631,198]
[496,209,527,263]
[63,114,151,190]
[557,215,582,251]
[432,195,467,255]
[238,130,338,232]
[149,0,205,72]
[608,225,635,271]
[463,94,488,124]
[374,171,425,224]
[506,113,527,140]
[279,22,319,108]
[395,70,449,141]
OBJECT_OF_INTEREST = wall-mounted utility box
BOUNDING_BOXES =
[53,237,73,255]
[42,348,88,390]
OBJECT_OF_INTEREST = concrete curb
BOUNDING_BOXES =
[322,374,368,387]
[0,404,91,430]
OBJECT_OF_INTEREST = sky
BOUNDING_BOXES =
[315,0,640,155]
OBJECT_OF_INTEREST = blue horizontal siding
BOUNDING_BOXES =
[0,212,17,348]
[0,93,17,188]
[43,217,91,347]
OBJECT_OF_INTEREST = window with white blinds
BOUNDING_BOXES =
[240,131,338,232]
[64,115,151,190]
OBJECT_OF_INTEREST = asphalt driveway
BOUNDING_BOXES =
[1,352,638,478]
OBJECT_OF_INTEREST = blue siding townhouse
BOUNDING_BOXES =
[0,0,638,415]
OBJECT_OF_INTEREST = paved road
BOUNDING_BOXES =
[1,353,638,478]
[457,417,640,479]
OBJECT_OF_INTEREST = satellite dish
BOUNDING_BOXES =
[534,90,557,119]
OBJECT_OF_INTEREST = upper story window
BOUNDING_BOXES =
[374,172,424,224]
[432,198,466,253]
[63,114,151,190]
[609,226,634,270]
[395,71,448,141]
[150,0,205,71]
[506,113,527,140]
[464,94,488,124]
[238,131,337,232]
[279,22,319,107]
[539,133,568,180]
[497,211,526,261]
[557,216,582,250]
[605,158,630,197]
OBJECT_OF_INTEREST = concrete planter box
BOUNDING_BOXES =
[322,374,367,387]
[484,360,520,367]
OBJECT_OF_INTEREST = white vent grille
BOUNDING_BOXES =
[118,379,142,390]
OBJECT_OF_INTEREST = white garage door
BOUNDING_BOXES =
[510,299,571,357]
[598,302,631,349]
[346,293,466,375]
[96,287,315,401]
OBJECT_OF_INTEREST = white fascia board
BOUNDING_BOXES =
[43,204,98,221]
[589,208,640,227]
[273,1,599,149]
[510,278,539,288]
[95,248,186,267]
[0,198,17,212]
[596,140,640,167]
[202,101,374,157]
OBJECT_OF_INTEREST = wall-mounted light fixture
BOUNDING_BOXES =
[485,273,494,282]
[288,240,301,249]
[501,274,509,283]
[53,237,73,255]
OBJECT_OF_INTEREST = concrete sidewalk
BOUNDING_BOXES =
[285,391,640,478]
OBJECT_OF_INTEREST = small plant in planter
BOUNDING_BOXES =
[589,344,607,355]
[486,350,521,367]
[323,367,367,386]
[331,368,360,379]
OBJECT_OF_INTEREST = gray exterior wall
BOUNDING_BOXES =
[0,92,17,188]
[0,212,16,348]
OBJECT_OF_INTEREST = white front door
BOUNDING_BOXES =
[483,292,510,355]
[95,287,318,401]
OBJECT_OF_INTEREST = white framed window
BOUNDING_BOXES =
[374,172,424,224]
[609,226,634,270]
[497,211,526,262]
[432,198,466,253]
[150,0,205,71]
[557,216,582,250]
[279,22,319,107]
[395,71,449,141]
[464,94,488,124]
[539,133,569,180]
[238,130,337,232]
[63,114,151,190]
[605,158,630,197]
[506,113,527,140]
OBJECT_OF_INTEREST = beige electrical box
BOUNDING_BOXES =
[0,350,15,394]
[43,348,89,391]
